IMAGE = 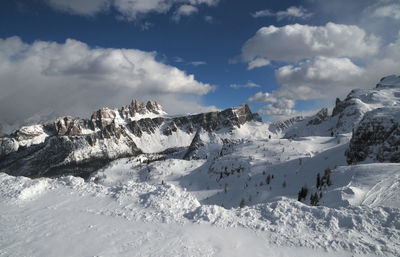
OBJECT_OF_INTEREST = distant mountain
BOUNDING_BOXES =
[280,75,400,140]
[0,100,261,178]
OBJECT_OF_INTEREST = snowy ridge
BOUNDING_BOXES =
[280,75,400,138]
[376,75,400,88]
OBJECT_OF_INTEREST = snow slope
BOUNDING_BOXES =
[2,122,399,256]
[1,171,398,257]
[324,163,400,208]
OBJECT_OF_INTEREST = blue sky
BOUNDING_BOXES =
[0,0,400,131]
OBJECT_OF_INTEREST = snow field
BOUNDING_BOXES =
[2,128,400,256]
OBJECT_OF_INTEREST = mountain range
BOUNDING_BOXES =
[1,75,400,256]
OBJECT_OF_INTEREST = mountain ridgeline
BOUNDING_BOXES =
[0,101,261,178]
[1,75,400,179]
[276,75,400,163]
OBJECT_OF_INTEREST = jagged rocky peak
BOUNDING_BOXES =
[90,108,117,130]
[128,104,260,138]
[54,116,82,136]
[307,108,328,125]
[119,99,164,119]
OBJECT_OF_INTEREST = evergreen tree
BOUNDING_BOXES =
[324,168,332,186]
[298,185,308,201]
[310,192,319,206]
[239,198,245,208]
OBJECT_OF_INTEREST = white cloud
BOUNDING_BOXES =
[248,57,366,118]
[251,9,274,18]
[251,6,312,20]
[265,56,364,99]
[248,44,400,119]
[190,61,207,66]
[173,56,185,63]
[251,96,298,118]
[171,57,206,66]
[276,56,365,98]
[242,22,380,64]
[204,15,214,23]
[230,81,260,89]
[258,98,296,116]
[248,92,276,102]
[189,0,219,6]
[114,0,172,20]
[373,4,400,20]
[276,6,313,20]
[0,36,215,131]
[247,57,270,70]
[43,0,219,21]
[140,21,154,31]
[45,0,110,15]
[172,5,198,22]
[246,2,400,120]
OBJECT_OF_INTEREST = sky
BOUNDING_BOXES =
[0,0,400,133]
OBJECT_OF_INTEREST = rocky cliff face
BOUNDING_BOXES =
[0,101,260,178]
[268,116,304,135]
[346,107,400,164]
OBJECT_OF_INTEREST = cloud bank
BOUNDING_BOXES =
[242,22,380,64]
[0,36,215,133]
[243,20,400,119]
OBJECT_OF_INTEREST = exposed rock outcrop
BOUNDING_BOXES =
[269,116,304,134]
[346,107,400,164]
[307,108,328,126]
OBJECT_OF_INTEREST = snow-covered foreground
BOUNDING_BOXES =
[1,172,397,257]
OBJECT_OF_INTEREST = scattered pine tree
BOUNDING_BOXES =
[239,198,245,208]
[298,185,308,201]
[310,192,319,206]
[266,175,271,184]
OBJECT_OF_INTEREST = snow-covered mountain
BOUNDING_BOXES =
[0,100,261,178]
[281,75,400,139]
[1,76,400,256]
